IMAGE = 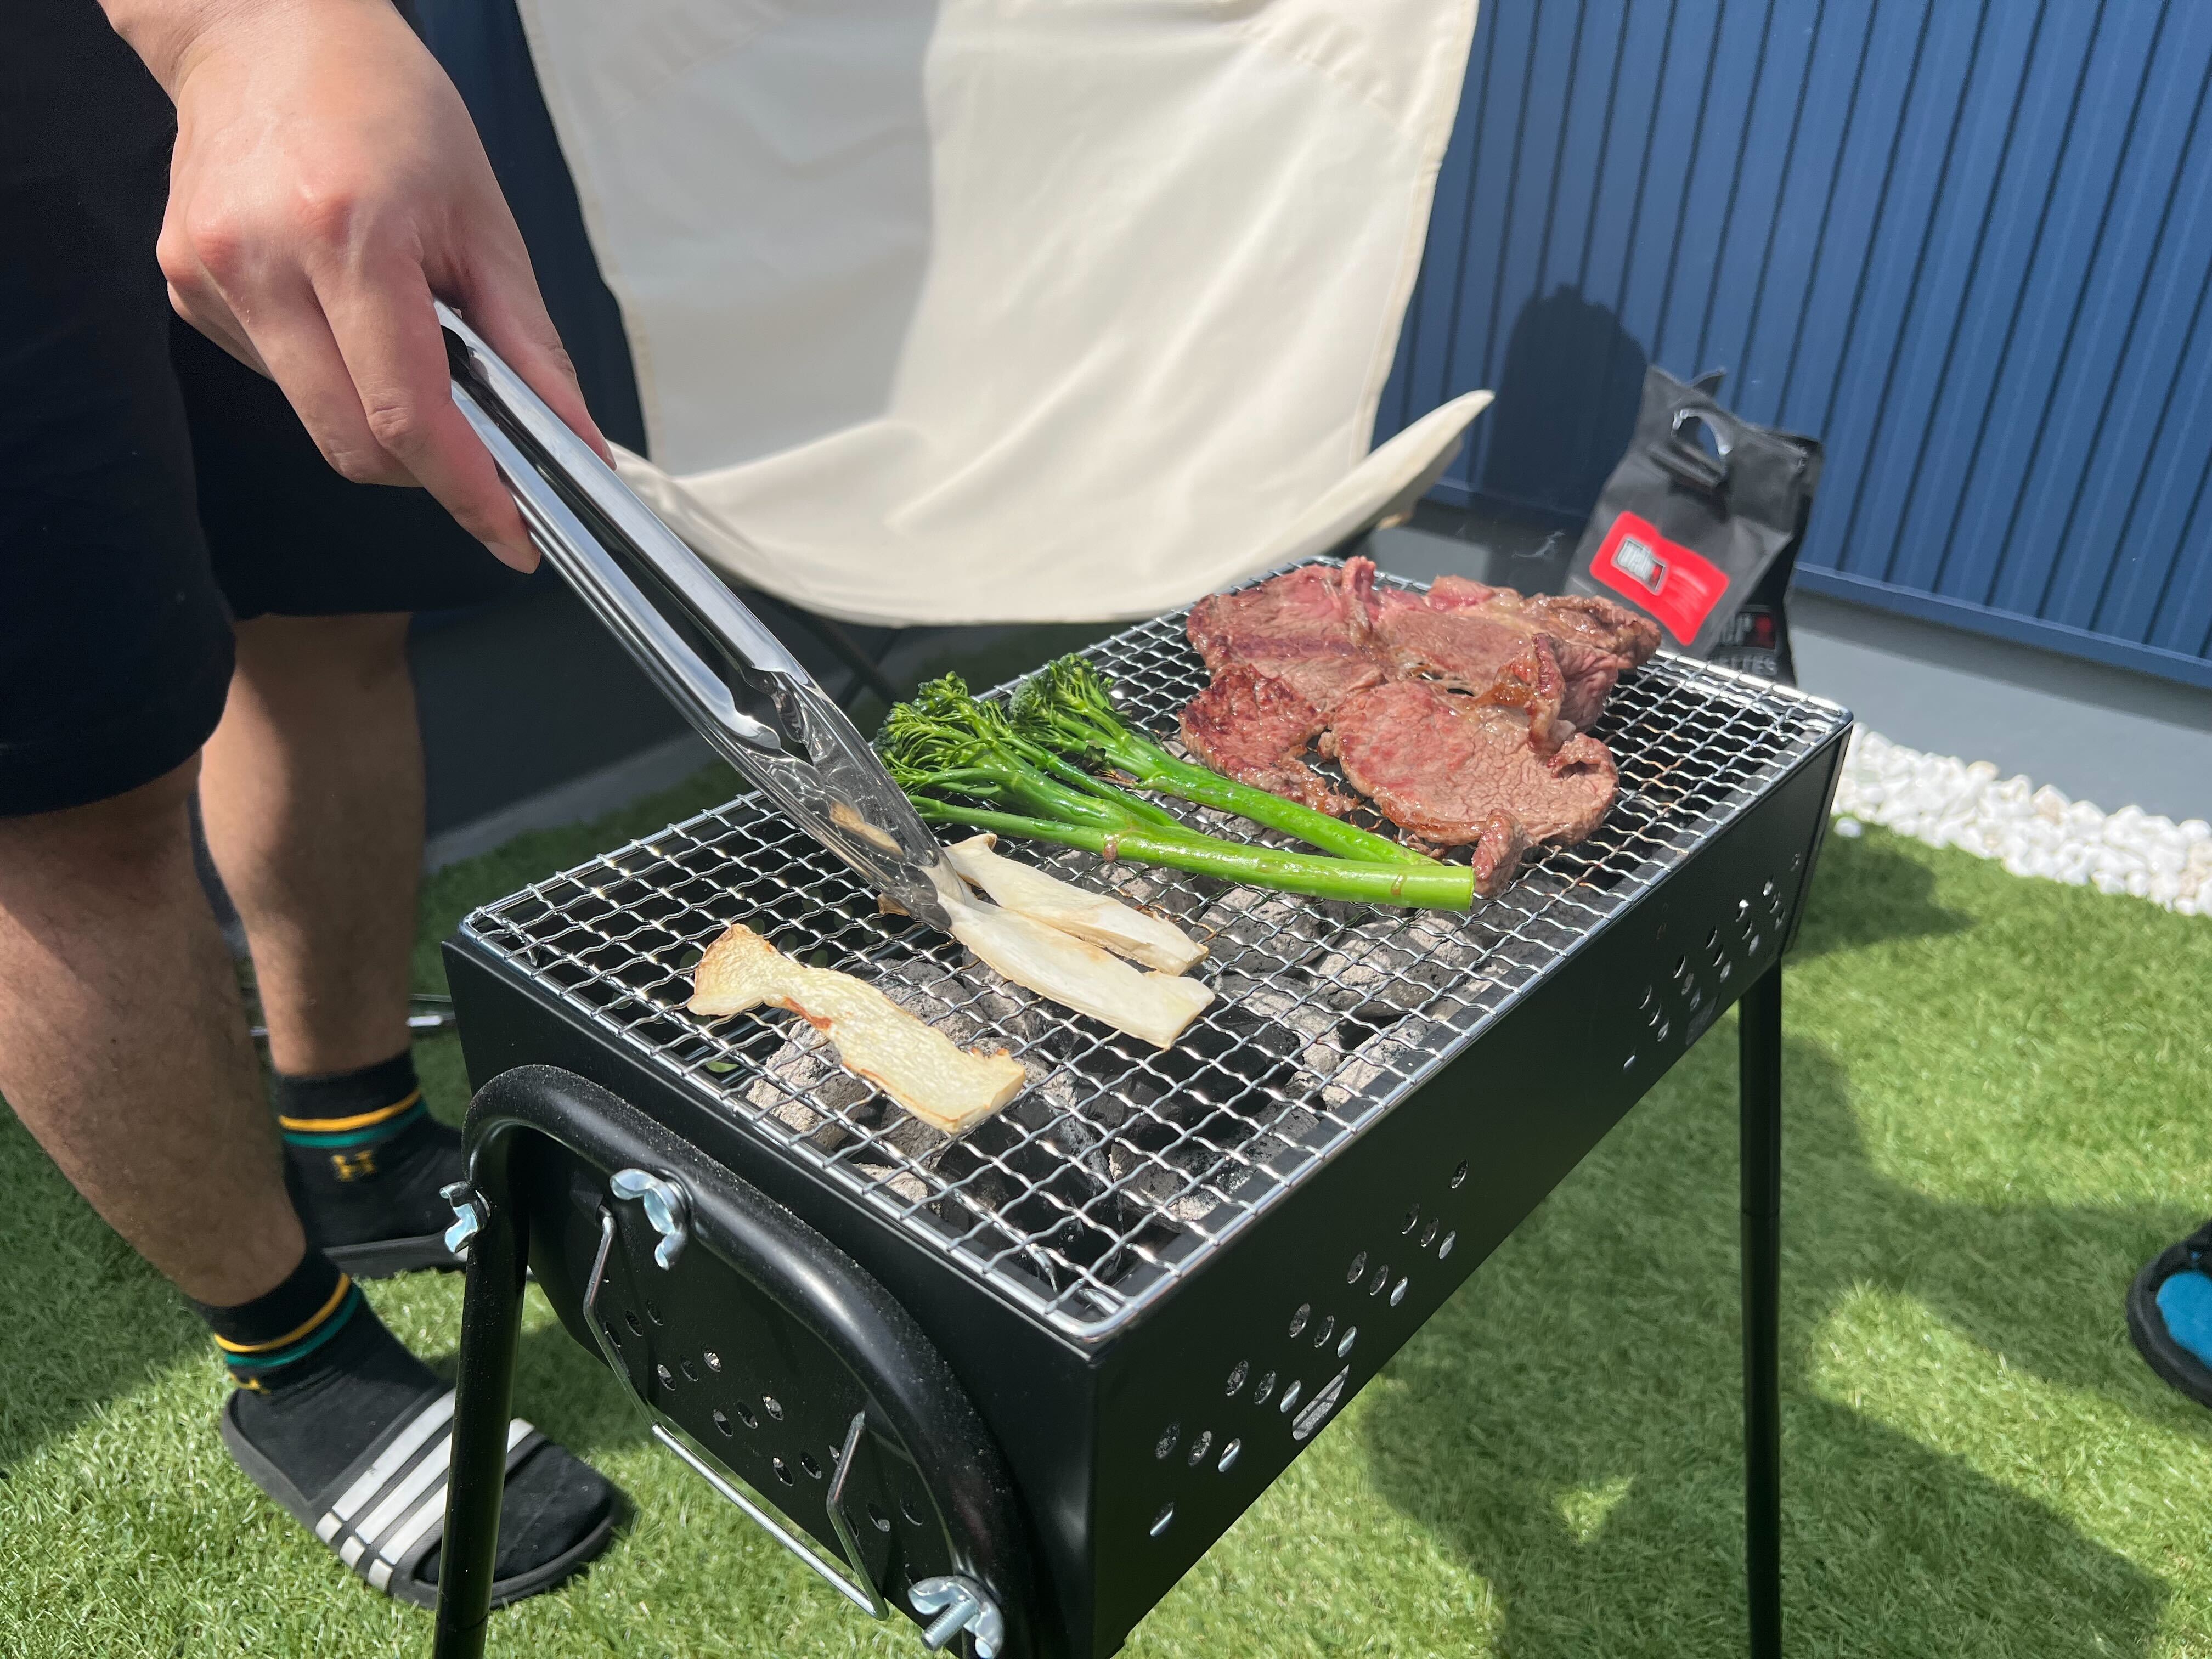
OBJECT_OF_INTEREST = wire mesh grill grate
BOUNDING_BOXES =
[460,565,1849,1340]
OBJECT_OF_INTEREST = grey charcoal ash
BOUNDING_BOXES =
[1317,1026,1428,1118]
[848,1160,933,1206]
[871,954,1044,1041]
[1310,910,1491,1019]
[1105,1140,1221,1226]
[740,1019,868,1150]
[1215,979,1341,1092]
[1193,884,1339,980]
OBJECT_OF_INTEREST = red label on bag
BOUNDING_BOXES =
[1587,512,1730,645]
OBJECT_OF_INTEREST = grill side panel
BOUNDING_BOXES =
[444,942,1105,1659]
[1084,730,1847,1654]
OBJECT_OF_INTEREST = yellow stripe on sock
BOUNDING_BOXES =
[276,1089,422,1135]
[213,1273,354,1355]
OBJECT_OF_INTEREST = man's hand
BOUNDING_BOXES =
[103,0,607,569]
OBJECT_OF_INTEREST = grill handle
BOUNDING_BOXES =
[432,1065,1031,1659]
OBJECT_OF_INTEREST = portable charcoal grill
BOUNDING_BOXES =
[428,564,1852,1659]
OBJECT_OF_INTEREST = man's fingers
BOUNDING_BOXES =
[162,283,269,376]
[455,273,613,465]
[160,205,430,487]
[315,262,538,569]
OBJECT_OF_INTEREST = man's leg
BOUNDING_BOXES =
[0,761,302,1307]
[197,611,420,1076]
[197,610,468,1269]
[0,753,613,1595]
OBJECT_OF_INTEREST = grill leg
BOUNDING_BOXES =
[432,1151,529,1659]
[1739,964,1784,1659]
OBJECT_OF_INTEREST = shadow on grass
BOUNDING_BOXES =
[1357,1021,2185,1658]
[1788,831,1976,962]
[482,1317,658,1465]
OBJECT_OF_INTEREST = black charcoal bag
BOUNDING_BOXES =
[1566,367,1822,682]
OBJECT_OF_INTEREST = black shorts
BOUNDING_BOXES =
[0,3,529,818]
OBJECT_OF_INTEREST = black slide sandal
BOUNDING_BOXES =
[220,1385,615,1609]
[2126,1225,2212,1411]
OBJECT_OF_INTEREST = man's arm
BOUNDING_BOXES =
[100,0,605,569]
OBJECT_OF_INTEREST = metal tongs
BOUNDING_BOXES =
[438,302,956,931]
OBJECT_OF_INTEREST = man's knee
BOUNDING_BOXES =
[233,612,413,698]
[0,758,201,893]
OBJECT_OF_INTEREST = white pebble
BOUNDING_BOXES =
[1832,729,2205,919]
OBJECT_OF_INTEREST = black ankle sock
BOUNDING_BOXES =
[193,1249,443,1491]
[199,1254,617,1585]
[276,1053,464,1246]
[192,1248,374,1393]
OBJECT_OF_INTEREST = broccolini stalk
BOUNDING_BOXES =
[905,802,1474,911]
[1009,656,1435,867]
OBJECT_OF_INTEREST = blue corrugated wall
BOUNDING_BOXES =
[1379,0,2212,690]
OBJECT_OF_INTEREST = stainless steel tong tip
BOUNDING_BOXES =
[436,302,951,929]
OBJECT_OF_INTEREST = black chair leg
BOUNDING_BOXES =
[432,1156,529,1659]
[1739,964,1784,1659]
[809,614,902,708]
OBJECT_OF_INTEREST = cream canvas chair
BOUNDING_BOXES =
[515,0,1489,628]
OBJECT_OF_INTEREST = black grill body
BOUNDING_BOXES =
[435,569,1850,1658]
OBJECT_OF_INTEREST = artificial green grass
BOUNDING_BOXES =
[2,791,2207,1657]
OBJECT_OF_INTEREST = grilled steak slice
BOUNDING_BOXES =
[1374,577,1659,729]
[1467,633,1573,757]
[1178,664,1349,815]
[1322,681,1618,893]
[1430,578,1661,665]
[1186,558,1385,714]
